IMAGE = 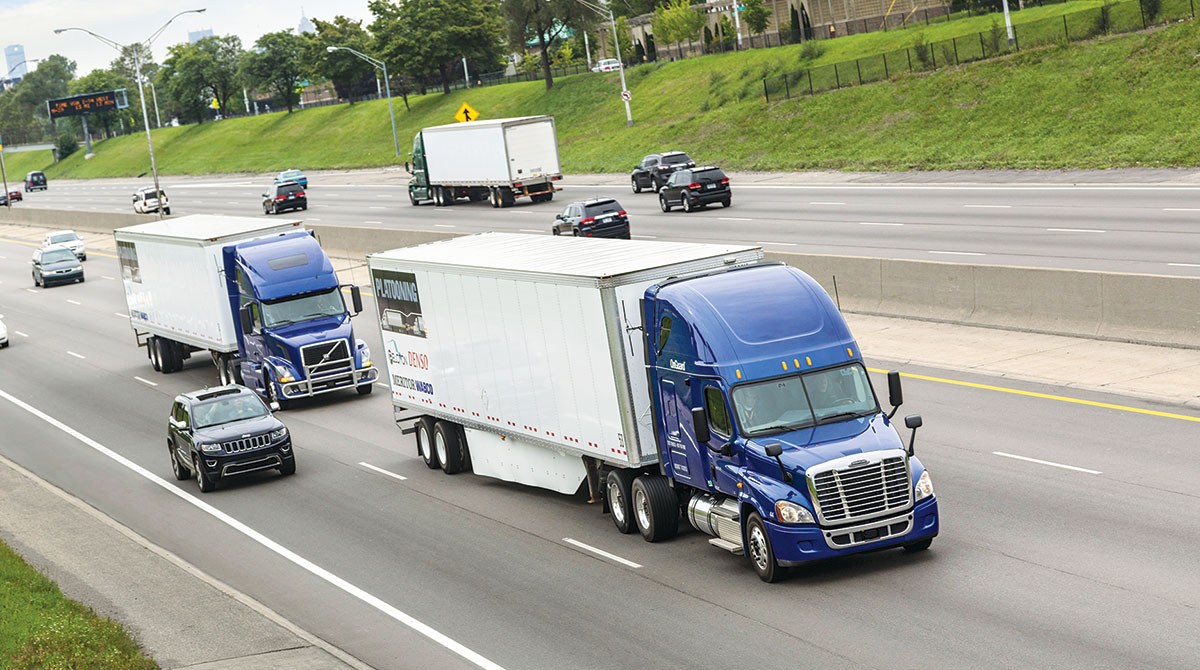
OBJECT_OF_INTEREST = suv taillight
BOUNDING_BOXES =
[580,217,595,225]
[688,183,702,190]
[296,192,305,198]
[275,196,286,201]
[617,210,626,216]
[720,178,730,185]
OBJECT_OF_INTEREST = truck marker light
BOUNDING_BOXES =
[847,347,853,357]
[735,369,742,379]
[781,361,788,371]
[806,357,812,366]
[794,359,800,368]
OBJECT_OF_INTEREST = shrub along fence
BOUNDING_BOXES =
[763,0,1196,101]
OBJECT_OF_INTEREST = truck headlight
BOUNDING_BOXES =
[915,471,934,501]
[775,500,815,524]
[270,427,288,441]
[270,362,295,383]
[199,443,224,454]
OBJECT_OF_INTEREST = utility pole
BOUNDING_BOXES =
[604,5,634,126]
[0,132,9,208]
[150,81,162,127]
[1001,0,1015,44]
[327,46,400,157]
[133,44,165,220]
[733,4,744,49]
[584,32,592,69]
[462,56,470,88]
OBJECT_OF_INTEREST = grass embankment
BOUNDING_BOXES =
[20,6,1200,176]
[0,540,156,669]
[0,151,53,184]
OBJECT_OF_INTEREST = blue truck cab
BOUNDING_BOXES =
[642,262,938,581]
[223,231,379,408]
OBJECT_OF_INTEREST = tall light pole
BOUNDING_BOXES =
[55,9,206,220]
[578,0,633,127]
[327,46,400,158]
[4,58,40,80]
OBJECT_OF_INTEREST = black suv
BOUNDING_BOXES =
[25,171,47,192]
[631,151,695,193]
[168,386,295,492]
[263,181,306,215]
[553,198,630,238]
[659,166,731,212]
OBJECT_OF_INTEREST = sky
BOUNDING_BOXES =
[0,0,373,77]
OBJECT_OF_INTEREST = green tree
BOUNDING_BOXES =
[194,35,244,115]
[743,0,771,35]
[499,0,594,90]
[240,30,305,113]
[371,0,505,94]
[13,55,76,123]
[653,0,706,57]
[307,16,377,103]
[110,44,159,83]
[788,4,801,42]
[718,14,736,47]
[612,16,636,63]
[69,69,137,137]
[160,42,209,123]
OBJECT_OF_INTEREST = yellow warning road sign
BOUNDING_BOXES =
[454,102,479,123]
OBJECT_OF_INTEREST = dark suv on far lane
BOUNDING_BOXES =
[631,151,695,193]
[658,166,731,212]
[553,198,630,238]
[168,386,295,492]
[263,181,307,215]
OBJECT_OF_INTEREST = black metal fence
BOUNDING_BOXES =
[764,0,1196,101]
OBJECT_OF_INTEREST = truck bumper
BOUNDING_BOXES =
[280,366,380,399]
[769,496,939,566]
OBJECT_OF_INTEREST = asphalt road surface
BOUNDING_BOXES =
[1,242,1198,669]
[15,174,1200,275]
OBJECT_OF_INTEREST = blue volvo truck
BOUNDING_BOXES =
[115,215,378,407]
[369,234,937,582]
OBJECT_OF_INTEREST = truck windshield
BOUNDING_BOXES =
[261,288,345,328]
[193,395,269,428]
[731,363,878,436]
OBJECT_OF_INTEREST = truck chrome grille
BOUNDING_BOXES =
[808,453,911,525]
[301,339,353,376]
[222,433,270,454]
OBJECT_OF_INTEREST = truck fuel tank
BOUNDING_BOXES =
[687,494,744,555]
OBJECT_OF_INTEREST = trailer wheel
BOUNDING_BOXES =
[435,421,466,474]
[632,475,679,542]
[156,337,177,373]
[498,188,514,208]
[489,188,500,208]
[746,511,784,583]
[416,417,439,469]
[148,336,162,372]
[606,469,637,534]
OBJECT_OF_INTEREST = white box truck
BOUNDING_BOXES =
[114,215,378,406]
[404,116,563,208]
[368,233,939,582]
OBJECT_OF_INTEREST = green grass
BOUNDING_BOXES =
[16,8,1200,177]
[0,540,157,670]
[0,151,53,185]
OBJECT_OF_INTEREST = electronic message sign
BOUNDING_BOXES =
[47,90,128,120]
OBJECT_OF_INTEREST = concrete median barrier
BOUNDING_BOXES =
[2,207,1196,348]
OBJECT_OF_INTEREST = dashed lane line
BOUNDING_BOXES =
[134,376,159,387]
[562,538,642,569]
[993,451,1102,475]
[358,462,408,481]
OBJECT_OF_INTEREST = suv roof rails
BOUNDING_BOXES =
[194,386,243,401]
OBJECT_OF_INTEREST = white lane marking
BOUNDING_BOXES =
[369,206,387,210]
[758,241,798,247]
[929,250,985,256]
[569,184,1200,192]
[563,538,642,569]
[859,221,904,226]
[14,331,28,337]
[434,224,456,228]
[328,193,341,197]
[359,462,408,481]
[377,194,395,198]
[134,376,158,387]
[963,204,1012,208]
[1046,228,1104,233]
[364,220,383,224]
[632,235,657,239]
[114,312,128,318]
[0,255,6,259]
[306,218,321,221]
[67,351,85,359]
[101,275,115,280]
[504,211,538,215]
[66,299,81,305]
[0,388,508,670]
[992,451,1102,475]
[24,288,37,294]
[519,229,544,233]
[1168,262,1200,267]
[1163,208,1200,211]
[809,201,845,205]
[374,382,389,389]
[719,217,753,221]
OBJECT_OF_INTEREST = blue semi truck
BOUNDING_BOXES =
[370,234,938,582]
[115,215,378,407]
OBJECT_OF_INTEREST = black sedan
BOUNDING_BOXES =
[168,385,295,492]
[552,198,630,238]
[658,166,731,212]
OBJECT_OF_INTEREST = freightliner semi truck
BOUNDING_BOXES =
[368,233,938,582]
[404,116,563,208]
[114,215,379,408]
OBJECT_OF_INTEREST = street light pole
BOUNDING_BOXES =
[0,132,9,209]
[150,81,162,127]
[327,46,400,157]
[578,0,633,126]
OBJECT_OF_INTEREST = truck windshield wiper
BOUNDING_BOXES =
[815,410,873,426]
[753,421,813,434]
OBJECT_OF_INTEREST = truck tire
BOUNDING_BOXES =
[498,188,514,208]
[409,189,419,206]
[606,469,637,534]
[148,336,162,372]
[489,188,500,208]
[632,475,679,542]
[903,538,933,553]
[746,511,784,583]
[267,377,291,411]
[434,421,466,474]
[416,417,439,469]
[156,338,177,373]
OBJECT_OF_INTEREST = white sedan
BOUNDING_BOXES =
[591,58,621,72]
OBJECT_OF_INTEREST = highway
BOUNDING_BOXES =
[16,172,1200,275]
[2,237,1199,669]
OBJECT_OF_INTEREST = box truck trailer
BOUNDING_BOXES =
[114,215,379,408]
[368,234,939,581]
[404,116,563,208]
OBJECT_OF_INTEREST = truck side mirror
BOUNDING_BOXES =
[349,285,363,315]
[904,414,922,456]
[239,305,253,336]
[764,443,793,484]
[887,371,903,419]
[691,407,710,444]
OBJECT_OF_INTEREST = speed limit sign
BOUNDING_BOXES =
[620,90,632,102]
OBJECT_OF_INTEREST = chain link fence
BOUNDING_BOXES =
[764,0,1196,101]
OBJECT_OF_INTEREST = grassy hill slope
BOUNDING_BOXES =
[22,13,1200,177]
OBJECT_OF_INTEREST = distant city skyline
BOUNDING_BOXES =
[187,28,215,44]
[5,44,28,78]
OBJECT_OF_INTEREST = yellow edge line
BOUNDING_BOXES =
[0,236,118,259]
[867,367,1200,424]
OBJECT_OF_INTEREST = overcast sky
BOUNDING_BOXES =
[1,0,374,76]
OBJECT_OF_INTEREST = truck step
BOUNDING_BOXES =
[708,537,743,555]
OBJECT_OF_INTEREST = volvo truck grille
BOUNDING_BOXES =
[807,451,911,525]
[222,434,270,454]
[301,339,353,377]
